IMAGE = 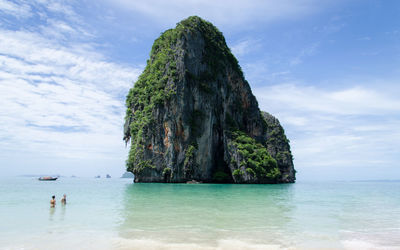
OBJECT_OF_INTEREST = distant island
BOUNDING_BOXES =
[123,16,295,184]
[121,172,134,178]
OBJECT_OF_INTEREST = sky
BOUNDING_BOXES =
[0,0,399,180]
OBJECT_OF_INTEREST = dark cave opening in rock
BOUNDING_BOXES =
[211,127,233,183]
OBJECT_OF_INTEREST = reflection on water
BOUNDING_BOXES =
[49,207,55,221]
[0,178,398,249]
[60,204,66,221]
[116,182,400,248]
[118,183,296,247]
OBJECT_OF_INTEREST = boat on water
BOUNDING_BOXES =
[38,176,58,181]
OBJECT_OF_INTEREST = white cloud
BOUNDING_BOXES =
[0,31,140,158]
[0,2,141,175]
[105,0,341,26]
[231,39,261,57]
[254,83,400,179]
[256,84,400,116]
[1,0,398,180]
[0,0,31,18]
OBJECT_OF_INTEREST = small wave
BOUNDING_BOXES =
[342,239,400,250]
[112,238,285,250]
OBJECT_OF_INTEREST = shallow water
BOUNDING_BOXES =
[0,177,399,249]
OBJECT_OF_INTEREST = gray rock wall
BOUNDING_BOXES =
[124,16,295,183]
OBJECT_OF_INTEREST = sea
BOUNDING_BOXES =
[0,177,399,250]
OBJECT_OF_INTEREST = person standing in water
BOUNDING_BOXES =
[61,194,66,205]
[50,195,56,207]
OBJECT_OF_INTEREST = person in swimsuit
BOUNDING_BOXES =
[50,195,56,207]
[61,194,66,205]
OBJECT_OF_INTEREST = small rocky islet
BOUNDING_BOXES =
[124,16,295,184]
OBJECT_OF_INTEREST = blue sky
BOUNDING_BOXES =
[0,0,399,180]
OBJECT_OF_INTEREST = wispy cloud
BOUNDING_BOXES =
[257,84,400,115]
[1,0,399,180]
[0,1,141,173]
[254,83,400,179]
[106,0,341,27]
[0,0,31,18]
[359,36,371,41]
[289,42,319,65]
[231,38,261,57]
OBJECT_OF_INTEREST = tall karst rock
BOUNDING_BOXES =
[124,16,295,183]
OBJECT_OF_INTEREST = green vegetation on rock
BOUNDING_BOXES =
[183,144,197,179]
[184,145,196,166]
[232,169,244,178]
[125,21,181,173]
[123,16,295,183]
[231,131,281,181]
[125,16,242,174]
[130,159,155,175]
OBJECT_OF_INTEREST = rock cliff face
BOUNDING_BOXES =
[124,16,295,183]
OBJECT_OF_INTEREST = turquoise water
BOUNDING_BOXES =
[0,177,399,249]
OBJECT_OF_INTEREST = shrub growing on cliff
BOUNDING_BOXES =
[124,21,181,172]
[232,131,281,181]
[123,16,294,183]
[184,145,197,179]
[184,145,196,166]
[232,169,244,179]
[246,168,256,177]
[124,16,242,173]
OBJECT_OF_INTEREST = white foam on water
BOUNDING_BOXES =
[342,239,400,250]
[4,235,400,250]
[111,237,286,250]
[1,233,287,250]
[0,231,114,250]
[112,238,213,250]
[216,239,284,250]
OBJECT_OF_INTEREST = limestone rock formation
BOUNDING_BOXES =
[124,16,295,183]
[121,172,134,178]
